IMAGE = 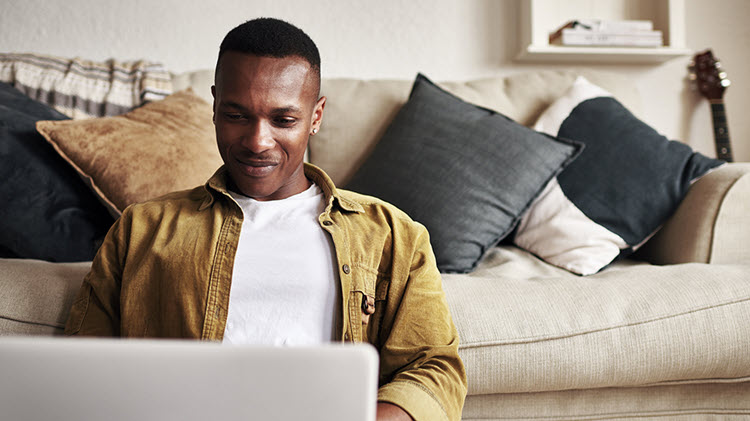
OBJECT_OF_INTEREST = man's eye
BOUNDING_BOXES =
[274,117,296,127]
[223,113,245,121]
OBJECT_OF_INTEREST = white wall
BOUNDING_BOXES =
[1,0,747,161]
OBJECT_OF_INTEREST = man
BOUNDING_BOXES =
[65,18,466,421]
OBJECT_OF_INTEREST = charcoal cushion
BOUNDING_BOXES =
[514,77,724,275]
[0,82,113,261]
[346,74,582,273]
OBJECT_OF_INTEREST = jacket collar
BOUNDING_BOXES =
[303,163,364,214]
[198,163,364,214]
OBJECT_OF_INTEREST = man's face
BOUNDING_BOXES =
[212,51,325,200]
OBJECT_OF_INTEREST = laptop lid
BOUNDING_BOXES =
[0,337,378,421]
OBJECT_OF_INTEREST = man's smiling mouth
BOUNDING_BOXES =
[235,157,279,176]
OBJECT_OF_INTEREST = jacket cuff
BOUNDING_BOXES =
[378,380,450,421]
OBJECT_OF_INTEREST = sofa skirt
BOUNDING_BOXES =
[461,382,750,420]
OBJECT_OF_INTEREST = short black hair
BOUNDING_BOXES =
[217,18,321,82]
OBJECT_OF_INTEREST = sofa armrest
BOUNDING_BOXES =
[637,163,750,265]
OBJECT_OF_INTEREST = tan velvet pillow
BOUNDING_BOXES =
[37,89,223,216]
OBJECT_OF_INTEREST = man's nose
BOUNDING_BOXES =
[241,120,275,153]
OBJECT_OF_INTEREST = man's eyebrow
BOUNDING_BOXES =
[272,106,303,114]
[218,101,303,115]
[219,100,246,110]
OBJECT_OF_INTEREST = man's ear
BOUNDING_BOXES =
[211,85,217,123]
[311,96,326,133]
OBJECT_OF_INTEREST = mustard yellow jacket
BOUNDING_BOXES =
[65,163,467,421]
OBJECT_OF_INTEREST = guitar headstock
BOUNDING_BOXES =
[689,49,730,101]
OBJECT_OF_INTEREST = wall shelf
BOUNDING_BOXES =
[518,45,691,64]
[516,0,691,64]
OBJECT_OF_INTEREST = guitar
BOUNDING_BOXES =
[689,49,733,162]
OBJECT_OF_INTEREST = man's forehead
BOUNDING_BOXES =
[216,52,315,89]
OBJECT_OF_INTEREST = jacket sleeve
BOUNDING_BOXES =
[375,224,467,421]
[64,211,130,336]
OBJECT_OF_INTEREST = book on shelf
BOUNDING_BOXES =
[574,19,653,32]
[549,20,663,47]
[552,28,663,47]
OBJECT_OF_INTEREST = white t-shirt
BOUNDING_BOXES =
[222,183,340,345]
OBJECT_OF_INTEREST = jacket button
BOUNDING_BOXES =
[342,264,351,274]
[322,220,333,226]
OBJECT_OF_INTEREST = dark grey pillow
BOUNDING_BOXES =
[0,82,114,261]
[513,77,724,275]
[559,97,723,244]
[345,74,582,273]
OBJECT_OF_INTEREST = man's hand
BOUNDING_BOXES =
[376,402,413,420]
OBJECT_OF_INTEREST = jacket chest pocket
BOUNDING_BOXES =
[349,267,389,344]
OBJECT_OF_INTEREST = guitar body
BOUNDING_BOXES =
[690,49,733,162]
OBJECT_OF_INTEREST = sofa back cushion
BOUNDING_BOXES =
[315,70,639,186]
[172,69,640,187]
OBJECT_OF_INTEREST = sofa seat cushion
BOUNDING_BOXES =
[0,258,90,335]
[444,246,750,395]
[3,250,748,398]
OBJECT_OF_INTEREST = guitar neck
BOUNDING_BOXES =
[709,100,733,162]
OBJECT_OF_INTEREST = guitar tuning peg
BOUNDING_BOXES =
[714,61,723,69]
[721,79,731,88]
[719,71,728,79]
[688,73,697,81]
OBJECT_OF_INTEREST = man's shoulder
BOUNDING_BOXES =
[103,185,214,251]
[121,185,209,218]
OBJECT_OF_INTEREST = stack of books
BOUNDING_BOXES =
[548,19,663,47]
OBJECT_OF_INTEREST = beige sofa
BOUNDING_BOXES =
[2,69,749,420]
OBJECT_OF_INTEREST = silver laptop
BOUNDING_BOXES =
[0,337,378,421]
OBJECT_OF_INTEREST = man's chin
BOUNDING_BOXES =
[226,171,277,199]
[225,162,309,200]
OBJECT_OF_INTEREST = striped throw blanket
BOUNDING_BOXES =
[0,53,173,119]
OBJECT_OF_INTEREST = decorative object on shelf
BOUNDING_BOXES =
[689,49,733,162]
[549,19,662,47]
[517,0,690,63]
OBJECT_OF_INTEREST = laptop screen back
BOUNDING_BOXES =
[0,337,378,421]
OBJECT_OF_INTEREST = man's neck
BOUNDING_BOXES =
[227,177,313,201]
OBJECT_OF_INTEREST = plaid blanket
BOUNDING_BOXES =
[0,53,173,119]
